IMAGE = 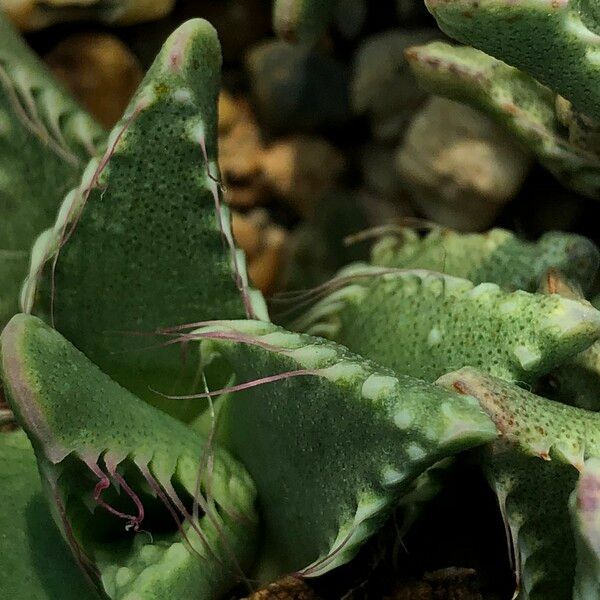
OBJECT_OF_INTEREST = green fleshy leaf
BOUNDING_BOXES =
[425,0,600,120]
[437,367,600,599]
[371,227,599,294]
[0,11,104,251]
[483,448,576,600]
[1,314,258,600]
[190,319,496,580]
[0,429,96,599]
[22,19,266,414]
[294,264,600,384]
[0,12,104,329]
[571,458,600,600]
[405,42,600,199]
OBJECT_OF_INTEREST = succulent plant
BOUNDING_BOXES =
[5,2,600,600]
[423,0,600,121]
[407,0,600,200]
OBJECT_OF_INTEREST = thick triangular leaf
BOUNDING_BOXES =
[425,0,600,120]
[437,367,600,599]
[405,42,600,200]
[187,319,496,580]
[0,11,104,251]
[1,314,258,600]
[22,19,266,411]
[537,270,600,411]
[294,265,600,383]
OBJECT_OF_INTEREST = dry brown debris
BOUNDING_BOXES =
[244,576,320,600]
[388,568,482,600]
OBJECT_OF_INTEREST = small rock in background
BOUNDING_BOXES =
[119,0,271,69]
[45,33,143,129]
[262,136,345,218]
[396,97,531,231]
[395,0,433,24]
[232,209,288,296]
[219,91,345,217]
[219,92,268,208]
[245,40,350,133]
[360,142,404,200]
[358,188,415,228]
[179,0,272,63]
[1,0,175,30]
[333,0,368,40]
[244,576,320,600]
[352,29,438,141]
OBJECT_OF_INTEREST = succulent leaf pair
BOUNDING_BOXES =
[392,2,600,590]
[0,16,261,599]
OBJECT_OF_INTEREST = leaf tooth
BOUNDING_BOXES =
[319,361,368,384]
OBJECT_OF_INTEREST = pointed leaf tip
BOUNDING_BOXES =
[159,18,222,76]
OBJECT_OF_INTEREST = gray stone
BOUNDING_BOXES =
[246,40,350,133]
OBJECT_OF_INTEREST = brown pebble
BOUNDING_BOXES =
[231,209,270,260]
[262,136,345,218]
[244,576,320,600]
[45,33,143,129]
[2,0,174,30]
[220,117,267,208]
[248,225,287,296]
[231,209,288,295]
[219,91,254,134]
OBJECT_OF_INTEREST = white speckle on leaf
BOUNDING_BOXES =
[361,374,398,400]
[427,327,442,346]
[513,345,541,370]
